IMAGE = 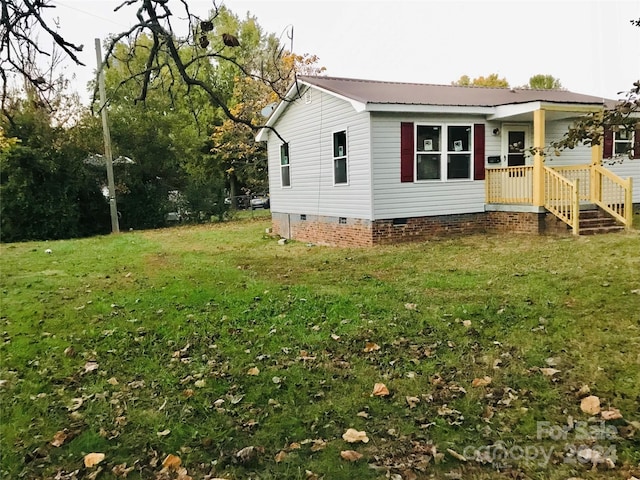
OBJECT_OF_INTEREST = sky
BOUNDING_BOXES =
[46,0,640,104]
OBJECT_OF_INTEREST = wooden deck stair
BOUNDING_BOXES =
[576,207,625,235]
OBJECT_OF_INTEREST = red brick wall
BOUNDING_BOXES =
[371,213,487,245]
[272,211,564,247]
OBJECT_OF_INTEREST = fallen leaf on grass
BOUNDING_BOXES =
[107,377,119,385]
[406,396,420,408]
[540,368,561,377]
[247,367,260,376]
[275,450,288,463]
[83,362,99,374]
[340,450,363,461]
[310,439,327,451]
[372,383,389,397]
[330,333,340,341]
[157,429,171,437]
[580,395,601,415]
[404,303,417,310]
[162,454,182,471]
[471,376,492,387]
[51,430,67,447]
[601,408,622,420]
[84,453,105,468]
[363,342,380,352]
[446,448,467,462]
[462,320,472,328]
[111,463,134,477]
[342,428,369,443]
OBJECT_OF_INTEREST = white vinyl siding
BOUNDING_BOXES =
[371,113,486,219]
[265,88,372,219]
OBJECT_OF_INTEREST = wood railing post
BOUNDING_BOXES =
[573,178,580,235]
[626,177,633,230]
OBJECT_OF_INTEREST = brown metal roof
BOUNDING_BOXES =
[297,75,609,107]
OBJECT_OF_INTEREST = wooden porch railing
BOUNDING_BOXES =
[485,166,534,204]
[544,166,580,234]
[592,164,633,227]
[485,164,633,231]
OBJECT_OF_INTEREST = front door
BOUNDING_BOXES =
[502,125,530,166]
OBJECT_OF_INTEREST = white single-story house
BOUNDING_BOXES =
[256,75,639,247]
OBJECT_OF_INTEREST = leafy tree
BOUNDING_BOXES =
[0,96,109,242]
[527,74,563,90]
[452,74,509,88]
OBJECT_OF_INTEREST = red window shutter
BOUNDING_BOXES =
[634,128,640,159]
[400,122,414,182]
[473,123,485,180]
[603,127,613,158]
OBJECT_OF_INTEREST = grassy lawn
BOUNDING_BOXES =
[1,213,639,480]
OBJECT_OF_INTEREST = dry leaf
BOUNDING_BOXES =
[372,383,390,397]
[275,450,288,463]
[357,411,369,418]
[162,454,182,471]
[404,303,417,310]
[247,367,260,376]
[310,439,327,452]
[406,396,420,408]
[540,368,561,377]
[83,361,99,374]
[84,452,105,468]
[107,377,119,385]
[288,442,301,450]
[194,379,206,388]
[157,429,171,436]
[330,333,340,340]
[112,463,135,477]
[462,320,472,327]
[363,342,380,352]
[580,395,601,415]
[446,448,467,462]
[342,428,369,443]
[601,408,622,420]
[51,430,67,447]
[340,450,363,461]
[471,376,492,387]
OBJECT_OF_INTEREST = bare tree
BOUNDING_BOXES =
[1,0,296,136]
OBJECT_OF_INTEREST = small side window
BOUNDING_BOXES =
[333,130,348,185]
[280,143,290,187]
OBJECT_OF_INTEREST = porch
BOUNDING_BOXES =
[485,162,633,234]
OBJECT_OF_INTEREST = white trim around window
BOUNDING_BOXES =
[415,123,473,181]
[332,129,349,185]
[280,142,291,188]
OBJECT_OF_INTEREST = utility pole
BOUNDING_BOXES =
[95,38,120,233]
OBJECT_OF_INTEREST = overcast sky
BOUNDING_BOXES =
[49,0,639,104]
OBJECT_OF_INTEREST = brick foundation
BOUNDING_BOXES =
[272,209,574,247]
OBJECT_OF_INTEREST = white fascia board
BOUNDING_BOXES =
[488,102,541,120]
[366,103,494,115]
[489,101,604,121]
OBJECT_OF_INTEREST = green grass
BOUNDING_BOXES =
[1,214,639,480]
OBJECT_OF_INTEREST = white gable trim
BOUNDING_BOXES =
[256,80,366,142]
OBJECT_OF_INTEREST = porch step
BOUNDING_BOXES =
[577,208,625,235]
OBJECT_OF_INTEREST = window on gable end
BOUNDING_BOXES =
[333,130,348,185]
[280,143,291,187]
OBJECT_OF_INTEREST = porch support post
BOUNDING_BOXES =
[590,141,602,202]
[532,108,546,207]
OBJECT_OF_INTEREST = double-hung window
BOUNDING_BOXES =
[280,143,290,187]
[614,129,634,157]
[333,130,348,184]
[415,124,472,181]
